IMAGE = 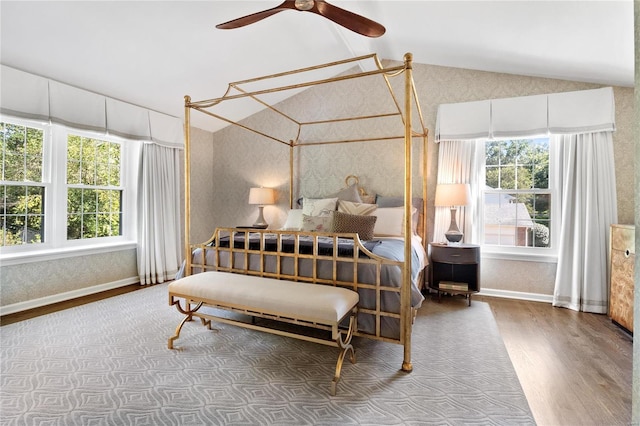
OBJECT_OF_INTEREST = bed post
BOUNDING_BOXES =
[184,95,192,277]
[289,142,294,209]
[402,53,414,373]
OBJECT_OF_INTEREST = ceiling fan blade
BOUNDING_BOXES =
[216,1,296,29]
[314,1,386,38]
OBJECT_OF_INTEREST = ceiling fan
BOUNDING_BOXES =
[216,0,386,38]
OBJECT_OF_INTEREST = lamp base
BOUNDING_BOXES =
[252,206,268,229]
[444,231,464,244]
[445,207,463,244]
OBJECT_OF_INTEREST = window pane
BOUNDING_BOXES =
[26,128,43,156]
[67,188,82,213]
[3,215,25,246]
[82,213,96,238]
[5,124,25,155]
[533,161,549,189]
[499,165,516,190]
[3,154,24,181]
[82,189,96,212]
[67,213,81,240]
[25,155,43,181]
[67,159,81,184]
[26,186,44,214]
[515,165,533,189]
[109,190,121,212]
[26,215,43,243]
[109,143,121,185]
[5,185,26,213]
[485,141,502,166]
[97,213,111,237]
[81,138,96,185]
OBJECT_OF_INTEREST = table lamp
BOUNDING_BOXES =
[248,187,275,228]
[435,183,471,243]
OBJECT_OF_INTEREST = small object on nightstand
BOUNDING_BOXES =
[429,243,480,306]
[236,224,268,229]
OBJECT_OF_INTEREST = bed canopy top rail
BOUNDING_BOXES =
[183,52,427,373]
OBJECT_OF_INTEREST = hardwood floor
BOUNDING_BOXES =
[475,294,633,426]
[1,288,633,425]
[0,284,142,326]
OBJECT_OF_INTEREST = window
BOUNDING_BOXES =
[0,117,138,257]
[0,121,47,246]
[66,135,122,240]
[481,137,554,251]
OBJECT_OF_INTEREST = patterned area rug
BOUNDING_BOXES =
[1,283,534,425]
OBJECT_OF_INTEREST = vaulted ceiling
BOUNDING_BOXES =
[1,1,634,133]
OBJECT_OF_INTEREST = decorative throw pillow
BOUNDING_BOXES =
[302,213,334,232]
[282,209,303,230]
[337,200,377,215]
[332,211,377,241]
[302,197,338,217]
[331,183,362,203]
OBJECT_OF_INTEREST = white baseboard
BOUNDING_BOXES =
[478,288,554,304]
[0,277,140,316]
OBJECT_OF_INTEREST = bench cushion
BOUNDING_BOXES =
[169,271,359,325]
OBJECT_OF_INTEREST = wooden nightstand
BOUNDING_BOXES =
[429,243,480,306]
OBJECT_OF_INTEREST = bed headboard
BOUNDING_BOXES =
[341,175,426,244]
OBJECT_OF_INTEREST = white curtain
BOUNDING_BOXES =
[552,131,618,313]
[433,140,482,244]
[137,143,182,285]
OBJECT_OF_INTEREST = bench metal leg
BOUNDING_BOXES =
[168,298,204,349]
[331,312,357,396]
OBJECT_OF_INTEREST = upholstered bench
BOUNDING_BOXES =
[168,270,359,395]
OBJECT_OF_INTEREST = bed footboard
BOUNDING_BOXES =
[185,228,416,351]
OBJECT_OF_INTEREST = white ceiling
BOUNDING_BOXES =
[1,1,634,133]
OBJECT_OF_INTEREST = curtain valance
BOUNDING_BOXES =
[0,65,183,148]
[436,87,615,141]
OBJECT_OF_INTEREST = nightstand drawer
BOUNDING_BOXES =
[431,245,480,264]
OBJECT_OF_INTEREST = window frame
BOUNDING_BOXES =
[478,136,559,262]
[0,116,138,260]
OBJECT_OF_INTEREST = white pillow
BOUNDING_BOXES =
[302,197,338,217]
[337,200,377,215]
[373,207,417,236]
[282,209,303,230]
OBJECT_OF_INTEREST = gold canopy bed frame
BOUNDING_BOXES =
[182,53,429,372]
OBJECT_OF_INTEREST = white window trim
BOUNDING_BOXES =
[0,117,140,261]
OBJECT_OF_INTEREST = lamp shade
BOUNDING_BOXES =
[248,187,275,205]
[434,183,471,207]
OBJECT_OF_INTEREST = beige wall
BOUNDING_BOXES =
[189,60,635,298]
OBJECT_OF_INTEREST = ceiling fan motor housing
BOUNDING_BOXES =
[294,0,315,11]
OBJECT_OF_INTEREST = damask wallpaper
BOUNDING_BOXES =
[193,60,635,298]
[1,58,634,311]
[0,248,138,310]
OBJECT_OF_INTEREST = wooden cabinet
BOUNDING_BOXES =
[609,224,635,333]
[429,243,480,306]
